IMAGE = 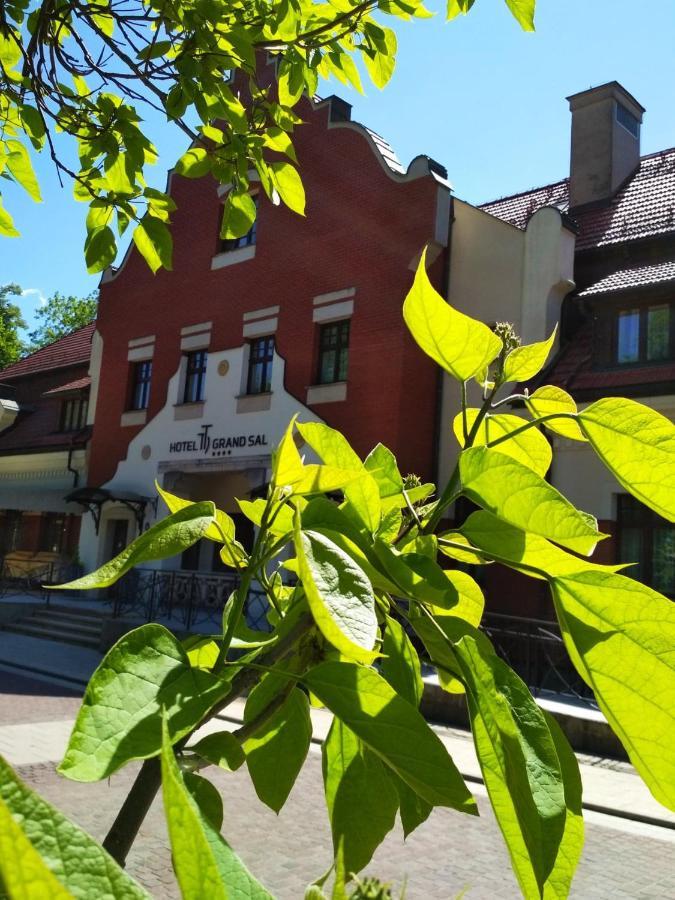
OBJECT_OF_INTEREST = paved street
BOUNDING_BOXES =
[2,670,675,899]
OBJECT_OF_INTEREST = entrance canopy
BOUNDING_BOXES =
[65,487,155,534]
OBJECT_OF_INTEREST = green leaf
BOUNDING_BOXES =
[190,732,245,772]
[364,443,404,498]
[503,327,556,383]
[244,680,312,813]
[505,0,536,31]
[380,615,423,707]
[294,523,379,664]
[263,126,297,163]
[0,195,19,237]
[453,626,567,893]
[184,772,224,831]
[84,224,117,274]
[372,540,459,607]
[322,719,399,890]
[459,447,604,556]
[183,635,221,669]
[304,661,477,814]
[296,421,381,532]
[461,510,627,580]
[525,386,586,442]
[403,249,503,381]
[447,0,475,20]
[220,190,256,240]
[161,717,274,900]
[0,754,150,898]
[55,501,216,589]
[362,32,397,90]
[578,397,675,522]
[157,482,235,542]
[175,147,212,178]
[59,624,228,781]
[270,160,305,215]
[132,213,173,273]
[551,571,675,811]
[5,139,41,201]
[454,409,552,477]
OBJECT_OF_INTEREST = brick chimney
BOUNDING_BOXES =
[567,81,644,209]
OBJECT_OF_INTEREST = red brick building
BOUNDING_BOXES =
[0,324,93,571]
[79,86,454,570]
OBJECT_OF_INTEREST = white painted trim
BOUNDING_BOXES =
[120,409,148,428]
[306,382,347,405]
[313,288,355,307]
[211,245,256,269]
[181,321,212,337]
[312,300,353,324]
[128,335,155,349]
[181,333,211,352]
[128,345,156,362]
[243,317,278,338]
[243,305,280,322]
[173,402,205,421]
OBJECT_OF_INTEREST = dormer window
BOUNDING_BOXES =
[60,395,88,432]
[616,303,672,365]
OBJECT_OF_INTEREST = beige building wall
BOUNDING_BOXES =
[436,200,576,493]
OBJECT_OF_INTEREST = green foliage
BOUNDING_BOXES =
[0,283,26,369]
[0,755,150,898]
[0,0,537,273]
[24,290,97,353]
[5,235,675,900]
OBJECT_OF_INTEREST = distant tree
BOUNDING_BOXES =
[0,283,26,370]
[25,291,98,352]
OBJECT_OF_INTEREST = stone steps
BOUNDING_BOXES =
[2,604,107,650]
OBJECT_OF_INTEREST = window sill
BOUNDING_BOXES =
[236,392,272,414]
[211,244,256,270]
[306,382,347,405]
[174,402,205,421]
[120,409,147,427]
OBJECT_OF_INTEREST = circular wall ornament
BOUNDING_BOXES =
[218,360,230,376]
[141,445,152,460]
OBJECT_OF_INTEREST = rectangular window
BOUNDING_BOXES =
[0,511,23,553]
[618,495,674,597]
[130,360,152,410]
[60,396,88,432]
[614,303,673,365]
[220,193,258,252]
[247,336,274,394]
[318,320,350,384]
[183,350,207,403]
[39,513,66,553]
[616,102,640,139]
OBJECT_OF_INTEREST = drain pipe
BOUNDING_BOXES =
[67,442,80,487]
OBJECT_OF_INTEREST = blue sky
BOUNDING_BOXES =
[3,0,675,333]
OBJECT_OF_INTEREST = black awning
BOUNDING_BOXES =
[65,487,155,533]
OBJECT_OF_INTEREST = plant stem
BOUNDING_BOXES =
[485,412,578,449]
[102,612,313,866]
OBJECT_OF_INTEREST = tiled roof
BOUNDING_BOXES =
[578,258,675,296]
[43,376,91,395]
[0,323,94,381]
[481,148,675,252]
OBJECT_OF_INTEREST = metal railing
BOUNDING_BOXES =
[109,567,270,632]
[0,559,84,603]
[481,612,596,706]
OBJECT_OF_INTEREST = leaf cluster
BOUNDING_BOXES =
[2,244,674,900]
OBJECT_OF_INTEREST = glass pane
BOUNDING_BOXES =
[617,310,640,363]
[652,528,675,595]
[320,349,336,384]
[620,527,644,583]
[249,362,263,394]
[337,347,349,381]
[647,305,670,361]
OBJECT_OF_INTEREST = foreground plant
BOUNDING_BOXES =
[1,253,674,899]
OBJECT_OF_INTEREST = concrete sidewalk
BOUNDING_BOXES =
[1,631,673,833]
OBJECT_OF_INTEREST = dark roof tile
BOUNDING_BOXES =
[0,323,94,381]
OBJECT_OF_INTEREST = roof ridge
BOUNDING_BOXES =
[0,321,94,380]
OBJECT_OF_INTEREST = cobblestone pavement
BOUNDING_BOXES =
[14,747,675,899]
[4,672,675,899]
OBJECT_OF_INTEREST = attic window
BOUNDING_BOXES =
[616,103,639,139]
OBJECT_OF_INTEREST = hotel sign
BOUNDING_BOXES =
[169,424,269,457]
